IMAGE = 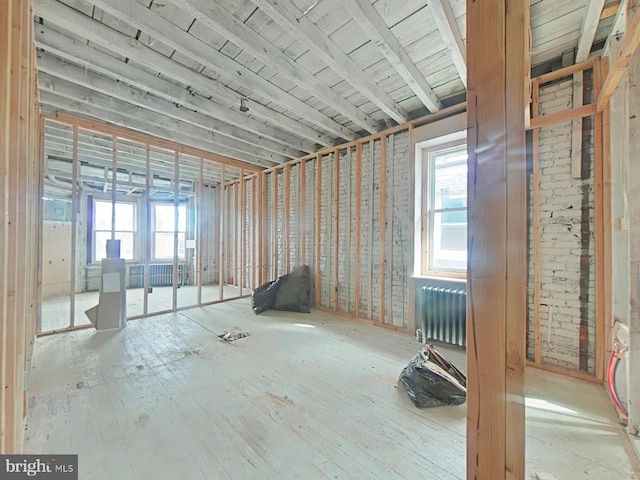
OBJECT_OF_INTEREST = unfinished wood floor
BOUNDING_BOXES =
[25,299,638,479]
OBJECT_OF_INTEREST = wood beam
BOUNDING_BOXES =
[603,0,628,57]
[77,0,355,141]
[597,6,640,111]
[37,51,305,159]
[168,0,378,134]
[31,3,335,147]
[576,0,607,62]
[601,0,621,20]
[315,155,322,306]
[354,144,362,318]
[249,0,409,123]
[344,0,443,113]
[466,0,527,478]
[528,104,596,129]
[39,78,280,167]
[428,0,467,87]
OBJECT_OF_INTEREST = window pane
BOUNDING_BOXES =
[154,204,174,231]
[432,211,467,271]
[177,205,186,232]
[114,202,135,230]
[433,148,467,210]
[155,232,175,259]
[94,231,110,261]
[94,201,112,230]
[114,232,135,260]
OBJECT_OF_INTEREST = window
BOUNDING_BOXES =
[152,203,187,260]
[426,143,468,274]
[93,200,137,261]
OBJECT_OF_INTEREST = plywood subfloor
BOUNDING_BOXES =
[25,299,638,479]
[40,285,244,333]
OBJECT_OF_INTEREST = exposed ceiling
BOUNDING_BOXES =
[33,0,621,172]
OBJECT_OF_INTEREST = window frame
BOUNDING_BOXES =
[91,198,138,263]
[425,141,468,276]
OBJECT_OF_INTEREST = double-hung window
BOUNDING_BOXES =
[425,142,468,275]
[152,203,186,260]
[93,200,137,261]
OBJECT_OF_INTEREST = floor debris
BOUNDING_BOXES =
[218,329,250,342]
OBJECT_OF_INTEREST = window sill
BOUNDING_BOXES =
[411,274,467,283]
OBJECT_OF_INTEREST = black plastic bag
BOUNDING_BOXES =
[399,345,467,408]
[252,265,311,315]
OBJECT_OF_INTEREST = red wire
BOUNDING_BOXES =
[608,350,628,417]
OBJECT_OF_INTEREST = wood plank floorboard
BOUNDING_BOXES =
[24,299,638,479]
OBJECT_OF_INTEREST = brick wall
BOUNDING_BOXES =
[527,78,597,374]
[258,130,411,328]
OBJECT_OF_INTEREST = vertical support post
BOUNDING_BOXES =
[380,135,387,325]
[355,143,362,318]
[285,164,291,273]
[197,157,204,305]
[252,176,257,290]
[240,169,245,296]
[407,128,414,333]
[273,169,279,279]
[466,0,527,478]
[301,160,306,266]
[226,182,231,286]
[368,140,374,319]
[594,59,605,380]
[143,144,150,315]
[69,126,78,327]
[601,57,613,364]
[261,172,267,284]
[315,154,322,306]
[172,151,179,311]
[219,165,225,301]
[532,79,542,364]
[334,149,340,311]
[234,178,239,287]
[111,137,117,240]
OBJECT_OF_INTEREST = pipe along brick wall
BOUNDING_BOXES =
[527,76,597,374]
[261,131,410,329]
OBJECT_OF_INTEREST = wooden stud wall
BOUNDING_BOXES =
[1,0,41,454]
[527,58,610,382]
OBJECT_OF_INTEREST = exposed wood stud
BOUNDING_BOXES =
[172,151,179,311]
[261,172,267,285]
[285,164,291,273]
[602,57,613,366]
[406,128,414,334]
[528,104,596,130]
[69,126,78,327]
[300,159,306,268]
[239,168,245,297]
[143,144,151,316]
[380,135,387,325]
[273,170,279,279]
[355,143,362,318]
[315,155,322,306]
[602,0,622,20]
[368,140,374,319]
[219,165,225,302]
[532,79,542,365]
[334,150,339,312]
[576,0,607,62]
[594,60,605,381]
[197,156,204,305]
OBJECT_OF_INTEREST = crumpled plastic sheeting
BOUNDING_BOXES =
[252,265,311,315]
[399,345,467,408]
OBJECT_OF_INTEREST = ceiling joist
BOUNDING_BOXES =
[32,0,335,148]
[343,0,443,113]
[168,0,379,134]
[249,0,410,124]
[80,0,356,141]
[576,0,607,62]
[427,0,467,88]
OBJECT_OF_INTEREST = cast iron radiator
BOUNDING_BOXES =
[421,286,467,347]
[129,264,190,287]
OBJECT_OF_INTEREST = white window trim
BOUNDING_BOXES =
[91,197,139,263]
[414,129,467,279]
[150,202,187,261]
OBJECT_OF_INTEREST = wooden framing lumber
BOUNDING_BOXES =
[532,79,542,365]
[529,104,596,129]
[602,57,614,366]
[239,169,245,296]
[466,0,527,477]
[143,145,151,315]
[285,164,291,274]
[406,127,415,334]
[334,150,339,311]
[261,172,267,285]
[594,61,605,380]
[428,0,467,87]
[197,157,204,305]
[219,165,225,301]
[380,135,387,325]
[273,170,279,279]
[300,159,306,266]
[69,126,78,327]
[598,6,640,111]
[172,151,179,311]
[602,0,622,20]
[368,141,374,319]
[533,58,597,85]
[315,154,322,306]
[354,144,362,318]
